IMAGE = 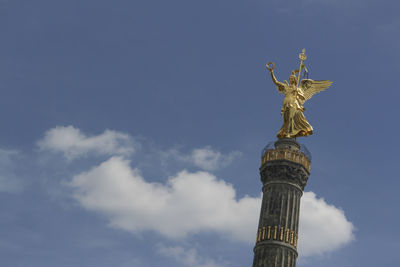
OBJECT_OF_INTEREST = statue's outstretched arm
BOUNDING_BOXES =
[266,62,285,93]
[270,70,280,85]
[269,70,285,92]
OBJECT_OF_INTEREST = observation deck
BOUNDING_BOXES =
[260,139,311,172]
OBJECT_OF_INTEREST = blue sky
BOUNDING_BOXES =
[0,0,399,266]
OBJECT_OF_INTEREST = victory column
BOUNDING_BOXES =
[252,49,332,267]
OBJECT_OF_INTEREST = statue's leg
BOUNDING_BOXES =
[287,107,296,138]
[277,108,290,139]
[292,110,313,137]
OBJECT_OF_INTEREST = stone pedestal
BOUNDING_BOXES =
[252,138,310,267]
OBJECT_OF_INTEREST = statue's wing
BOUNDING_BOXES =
[300,79,332,101]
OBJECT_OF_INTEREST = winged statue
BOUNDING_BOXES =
[266,49,332,139]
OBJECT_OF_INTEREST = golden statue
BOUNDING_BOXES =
[266,49,332,139]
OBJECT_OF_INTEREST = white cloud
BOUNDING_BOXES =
[68,156,258,242]
[190,147,240,171]
[68,156,354,257]
[38,126,134,159]
[158,245,225,267]
[50,125,353,257]
[299,192,355,257]
[0,149,23,193]
[161,146,240,171]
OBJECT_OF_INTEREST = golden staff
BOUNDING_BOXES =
[297,48,307,86]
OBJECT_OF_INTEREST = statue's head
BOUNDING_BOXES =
[289,71,298,85]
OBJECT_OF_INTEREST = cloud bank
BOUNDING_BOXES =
[39,125,354,257]
[68,156,354,257]
[68,156,258,242]
[299,192,354,256]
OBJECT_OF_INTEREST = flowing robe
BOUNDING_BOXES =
[277,84,313,138]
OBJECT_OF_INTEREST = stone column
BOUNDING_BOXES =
[252,138,310,267]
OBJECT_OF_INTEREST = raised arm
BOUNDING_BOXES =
[270,70,283,87]
[266,62,285,93]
